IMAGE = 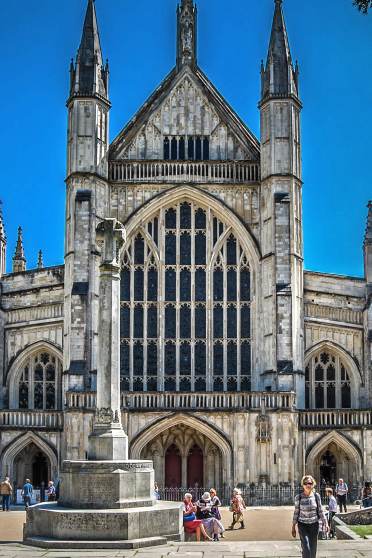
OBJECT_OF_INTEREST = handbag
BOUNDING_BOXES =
[183,512,196,522]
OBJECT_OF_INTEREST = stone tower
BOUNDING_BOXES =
[12,227,26,273]
[64,0,111,390]
[259,0,304,405]
[0,203,6,277]
[364,201,372,402]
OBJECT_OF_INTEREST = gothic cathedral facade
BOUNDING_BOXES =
[0,0,371,493]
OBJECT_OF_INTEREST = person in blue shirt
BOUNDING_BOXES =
[21,479,33,509]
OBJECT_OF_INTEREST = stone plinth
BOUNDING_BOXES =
[23,458,184,548]
[23,501,183,549]
[59,460,155,509]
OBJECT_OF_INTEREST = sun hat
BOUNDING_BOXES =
[202,491,211,500]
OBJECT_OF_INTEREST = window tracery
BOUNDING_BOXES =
[120,202,252,392]
[305,350,351,409]
[17,352,60,410]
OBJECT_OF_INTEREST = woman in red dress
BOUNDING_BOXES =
[183,493,212,541]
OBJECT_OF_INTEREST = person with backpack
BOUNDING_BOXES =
[335,478,348,513]
[292,475,329,558]
[0,476,13,512]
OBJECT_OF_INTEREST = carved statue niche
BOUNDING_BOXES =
[256,414,272,443]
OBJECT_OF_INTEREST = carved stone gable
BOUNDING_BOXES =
[113,71,255,162]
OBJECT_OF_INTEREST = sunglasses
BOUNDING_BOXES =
[304,482,313,486]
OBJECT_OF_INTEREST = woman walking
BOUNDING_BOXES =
[292,475,329,558]
[229,488,246,530]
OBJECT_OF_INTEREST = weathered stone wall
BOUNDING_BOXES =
[0,267,64,406]
[304,271,367,406]
[110,183,260,243]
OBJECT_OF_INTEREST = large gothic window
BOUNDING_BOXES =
[120,201,252,392]
[17,352,61,410]
[305,350,352,409]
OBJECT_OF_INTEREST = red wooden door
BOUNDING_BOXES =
[187,444,204,488]
[165,444,182,487]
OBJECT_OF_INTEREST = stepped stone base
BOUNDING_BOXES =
[23,458,184,548]
[23,502,184,548]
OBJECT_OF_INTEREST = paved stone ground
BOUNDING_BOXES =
[1,541,372,557]
[1,506,371,557]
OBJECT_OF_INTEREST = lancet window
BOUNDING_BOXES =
[17,352,61,410]
[305,350,351,409]
[120,201,252,392]
[163,136,210,161]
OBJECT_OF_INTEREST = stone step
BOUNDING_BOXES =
[24,535,169,550]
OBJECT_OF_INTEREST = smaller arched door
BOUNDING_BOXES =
[165,444,182,488]
[187,444,203,488]
[13,443,50,489]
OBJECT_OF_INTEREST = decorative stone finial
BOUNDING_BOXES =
[37,249,44,269]
[177,0,197,69]
[12,226,26,273]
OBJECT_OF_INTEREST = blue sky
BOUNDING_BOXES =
[0,0,371,276]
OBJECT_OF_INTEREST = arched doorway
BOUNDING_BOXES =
[13,443,50,489]
[306,432,362,487]
[165,444,182,488]
[0,432,58,490]
[139,421,224,488]
[187,444,203,488]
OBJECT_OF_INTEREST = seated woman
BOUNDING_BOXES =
[183,493,212,542]
[196,491,225,541]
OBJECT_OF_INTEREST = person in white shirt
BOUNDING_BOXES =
[335,478,348,513]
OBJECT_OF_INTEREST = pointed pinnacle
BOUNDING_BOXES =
[38,249,44,269]
[14,227,25,259]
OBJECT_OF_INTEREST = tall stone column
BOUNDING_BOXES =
[88,218,128,461]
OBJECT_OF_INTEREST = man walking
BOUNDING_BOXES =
[335,478,348,513]
[0,476,13,511]
[22,478,33,509]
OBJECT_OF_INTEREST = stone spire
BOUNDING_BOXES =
[0,201,6,277]
[37,249,44,269]
[177,0,197,70]
[69,0,109,101]
[364,201,372,284]
[261,0,299,101]
[365,201,372,246]
[12,226,26,273]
